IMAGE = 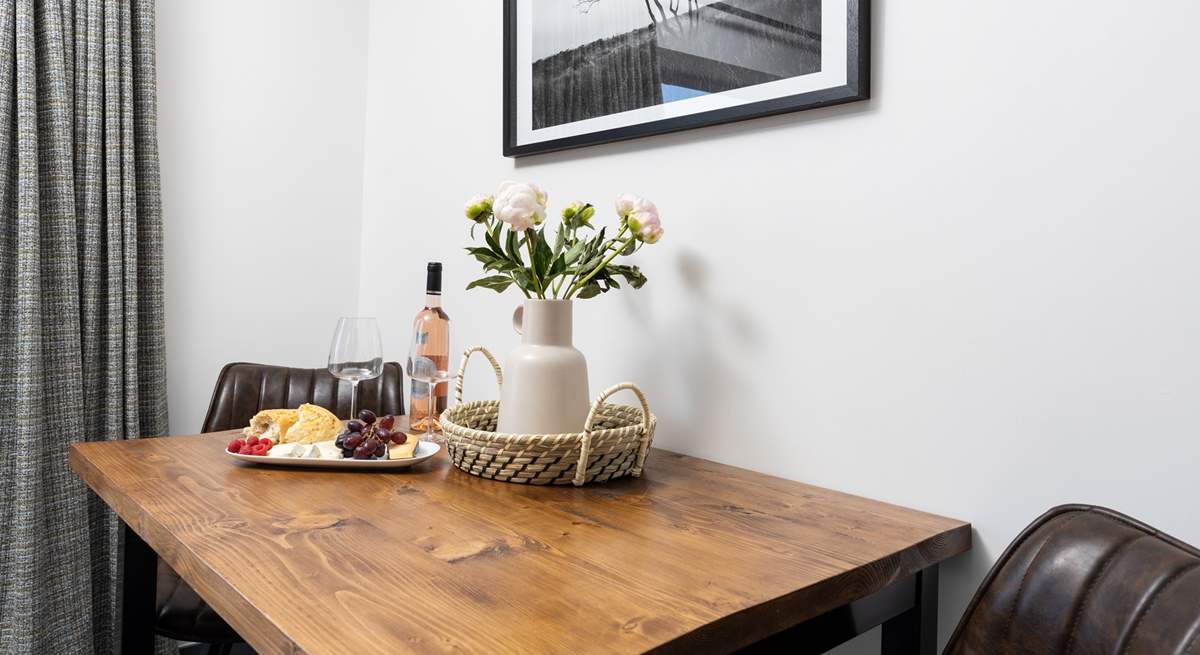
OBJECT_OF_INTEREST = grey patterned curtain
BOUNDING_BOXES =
[0,1,169,653]
[532,25,664,130]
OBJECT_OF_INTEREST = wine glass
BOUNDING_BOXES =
[327,317,384,419]
[406,311,454,443]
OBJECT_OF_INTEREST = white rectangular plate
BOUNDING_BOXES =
[226,441,440,470]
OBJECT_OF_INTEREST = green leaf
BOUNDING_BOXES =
[553,226,566,257]
[488,259,522,273]
[466,275,514,293]
[533,229,553,280]
[578,254,606,272]
[548,253,567,279]
[514,269,533,293]
[564,240,586,266]
[576,282,604,299]
[506,228,523,264]
[484,227,505,258]
[621,238,636,256]
[466,246,498,266]
[609,264,647,289]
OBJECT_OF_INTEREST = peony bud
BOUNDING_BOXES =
[464,194,494,222]
[563,201,595,226]
[493,181,548,231]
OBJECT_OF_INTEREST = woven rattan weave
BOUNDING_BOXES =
[439,347,656,486]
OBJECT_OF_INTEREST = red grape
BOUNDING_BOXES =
[358,409,377,425]
[378,415,395,430]
[345,433,364,449]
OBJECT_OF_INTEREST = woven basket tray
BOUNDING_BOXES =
[439,346,656,486]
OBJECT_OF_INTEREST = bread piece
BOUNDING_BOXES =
[284,403,341,444]
[243,409,299,441]
[388,432,421,459]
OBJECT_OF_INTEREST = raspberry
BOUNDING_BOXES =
[259,438,273,449]
[228,438,245,453]
[239,445,254,455]
[246,435,260,446]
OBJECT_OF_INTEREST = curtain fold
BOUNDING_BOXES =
[532,25,664,130]
[0,1,169,653]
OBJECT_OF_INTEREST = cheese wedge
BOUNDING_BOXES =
[313,441,343,460]
[284,403,341,444]
[388,432,421,459]
[266,442,300,457]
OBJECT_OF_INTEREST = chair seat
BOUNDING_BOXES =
[155,561,239,643]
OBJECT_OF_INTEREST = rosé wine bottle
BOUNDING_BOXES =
[408,263,450,433]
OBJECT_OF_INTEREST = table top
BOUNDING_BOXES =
[70,431,970,655]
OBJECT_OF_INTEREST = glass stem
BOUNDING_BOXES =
[427,380,437,442]
[350,380,359,419]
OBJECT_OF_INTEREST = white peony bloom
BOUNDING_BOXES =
[493,181,548,232]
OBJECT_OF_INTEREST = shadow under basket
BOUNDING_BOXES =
[440,347,657,486]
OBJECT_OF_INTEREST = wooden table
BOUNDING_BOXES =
[70,432,970,655]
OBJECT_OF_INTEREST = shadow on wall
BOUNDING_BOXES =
[620,249,769,454]
[622,254,997,655]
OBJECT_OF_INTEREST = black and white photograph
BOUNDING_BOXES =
[504,0,868,156]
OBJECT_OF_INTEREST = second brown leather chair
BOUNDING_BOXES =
[945,504,1200,655]
[155,362,405,652]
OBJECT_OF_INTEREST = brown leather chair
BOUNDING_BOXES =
[945,504,1200,655]
[155,362,405,651]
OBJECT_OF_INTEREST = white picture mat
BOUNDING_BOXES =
[514,0,847,147]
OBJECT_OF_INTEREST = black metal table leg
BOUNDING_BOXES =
[121,522,157,655]
[881,565,938,655]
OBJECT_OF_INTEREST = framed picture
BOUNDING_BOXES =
[503,0,870,157]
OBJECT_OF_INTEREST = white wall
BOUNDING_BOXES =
[158,0,370,434]
[357,0,1200,652]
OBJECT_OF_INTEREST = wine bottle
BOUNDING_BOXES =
[410,262,450,429]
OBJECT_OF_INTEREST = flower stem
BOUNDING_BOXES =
[525,235,545,298]
[551,225,577,298]
[567,233,636,298]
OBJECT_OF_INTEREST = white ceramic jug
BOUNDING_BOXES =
[497,299,589,434]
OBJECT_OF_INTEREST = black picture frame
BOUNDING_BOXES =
[503,0,870,158]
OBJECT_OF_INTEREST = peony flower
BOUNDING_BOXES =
[562,201,595,225]
[615,193,641,220]
[464,194,494,222]
[493,181,548,231]
[631,212,663,244]
[621,195,663,244]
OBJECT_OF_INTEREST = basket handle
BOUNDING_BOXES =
[575,383,652,486]
[454,346,503,404]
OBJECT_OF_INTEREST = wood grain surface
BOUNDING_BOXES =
[69,433,970,655]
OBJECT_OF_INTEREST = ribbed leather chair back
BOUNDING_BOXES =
[201,362,405,432]
[945,504,1200,655]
